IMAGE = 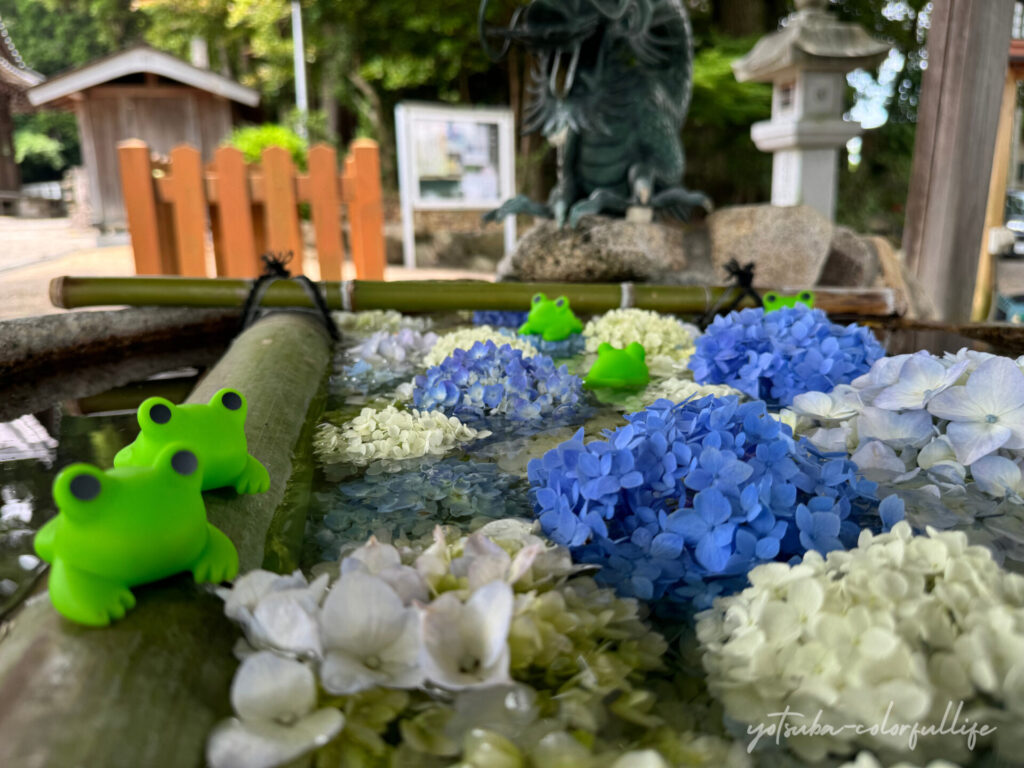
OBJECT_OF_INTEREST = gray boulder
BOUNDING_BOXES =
[496,216,707,283]
[819,226,880,287]
[707,204,833,288]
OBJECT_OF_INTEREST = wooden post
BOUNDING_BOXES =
[343,154,361,276]
[307,144,345,281]
[211,147,260,277]
[903,0,1016,321]
[117,140,166,275]
[168,145,209,277]
[261,147,304,275]
[971,67,1019,321]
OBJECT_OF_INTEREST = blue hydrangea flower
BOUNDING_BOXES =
[517,331,586,359]
[308,458,531,560]
[413,341,585,431]
[689,306,884,407]
[528,395,904,610]
[473,310,529,328]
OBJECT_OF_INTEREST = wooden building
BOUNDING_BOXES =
[27,45,259,228]
[0,15,44,210]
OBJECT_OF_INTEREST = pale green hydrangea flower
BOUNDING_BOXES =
[313,406,489,467]
[698,521,1024,764]
[583,308,698,370]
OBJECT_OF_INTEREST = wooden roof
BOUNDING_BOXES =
[0,15,44,103]
[27,45,259,108]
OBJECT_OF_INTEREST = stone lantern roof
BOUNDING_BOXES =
[733,0,890,83]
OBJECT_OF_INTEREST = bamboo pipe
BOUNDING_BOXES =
[49,276,901,318]
[0,312,332,768]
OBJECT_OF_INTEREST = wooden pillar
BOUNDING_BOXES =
[903,0,1016,322]
[971,67,1019,321]
[0,94,19,193]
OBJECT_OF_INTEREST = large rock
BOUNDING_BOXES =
[819,226,880,287]
[497,216,709,283]
[707,204,833,288]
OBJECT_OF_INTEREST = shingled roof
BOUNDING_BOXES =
[0,14,44,103]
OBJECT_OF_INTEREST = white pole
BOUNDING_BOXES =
[291,0,308,140]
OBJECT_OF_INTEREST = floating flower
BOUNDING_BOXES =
[414,341,584,429]
[519,330,586,358]
[584,308,698,362]
[419,580,514,690]
[698,522,1024,763]
[332,309,431,334]
[872,354,968,411]
[472,310,529,328]
[424,326,537,367]
[320,571,424,694]
[213,523,712,768]
[313,406,489,468]
[927,356,1024,465]
[206,652,344,768]
[689,305,884,407]
[217,570,329,658]
[529,395,902,609]
[308,458,531,560]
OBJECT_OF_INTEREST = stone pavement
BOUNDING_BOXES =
[0,216,494,322]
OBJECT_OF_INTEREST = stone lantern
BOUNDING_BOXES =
[733,0,889,221]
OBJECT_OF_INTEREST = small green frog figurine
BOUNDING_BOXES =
[35,444,239,626]
[518,293,583,342]
[584,342,650,391]
[114,388,269,494]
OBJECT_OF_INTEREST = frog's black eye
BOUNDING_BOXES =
[765,293,777,303]
[799,292,811,301]
[532,293,544,304]
[149,403,171,424]
[221,391,242,411]
[69,474,101,501]
[170,450,198,476]
[556,297,565,308]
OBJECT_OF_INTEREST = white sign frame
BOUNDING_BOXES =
[395,101,517,269]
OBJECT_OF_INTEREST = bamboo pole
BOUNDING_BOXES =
[50,276,901,318]
[0,312,332,768]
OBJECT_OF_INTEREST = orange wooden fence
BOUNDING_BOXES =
[117,139,385,280]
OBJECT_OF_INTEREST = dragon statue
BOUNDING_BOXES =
[479,0,710,228]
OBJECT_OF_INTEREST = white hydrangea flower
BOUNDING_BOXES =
[341,536,429,604]
[319,571,424,694]
[424,326,537,367]
[348,328,438,368]
[313,406,489,466]
[642,377,744,406]
[332,309,431,333]
[206,652,344,768]
[217,570,329,659]
[583,308,697,363]
[419,580,514,690]
[698,522,1024,763]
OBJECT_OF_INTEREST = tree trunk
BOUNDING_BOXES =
[348,68,395,187]
[716,0,767,37]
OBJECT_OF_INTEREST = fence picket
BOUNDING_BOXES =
[168,145,208,277]
[212,147,259,277]
[307,144,344,281]
[261,147,304,275]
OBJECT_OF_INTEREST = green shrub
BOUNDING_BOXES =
[225,123,308,170]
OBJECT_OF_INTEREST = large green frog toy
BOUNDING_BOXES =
[518,293,583,342]
[35,444,239,626]
[114,388,269,494]
[584,342,650,391]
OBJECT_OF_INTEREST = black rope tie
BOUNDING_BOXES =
[700,259,762,327]
[240,252,340,340]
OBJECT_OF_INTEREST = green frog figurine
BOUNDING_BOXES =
[518,293,583,342]
[114,388,269,494]
[584,342,650,391]
[762,290,814,312]
[34,444,239,626]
